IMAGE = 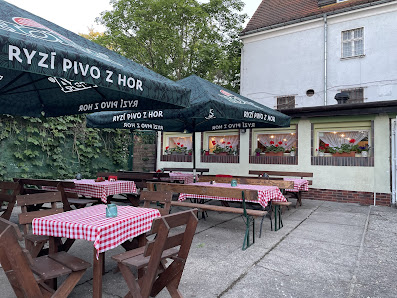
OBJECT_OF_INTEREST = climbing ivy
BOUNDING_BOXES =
[0,115,130,180]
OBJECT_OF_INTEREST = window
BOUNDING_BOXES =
[252,126,297,155]
[314,122,371,156]
[277,96,295,110]
[162,133,192,154]
[342,28,364,58]
[208,134,239,155]
[341,88,364,104]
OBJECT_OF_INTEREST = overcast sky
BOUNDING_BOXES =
[4,0,262,34]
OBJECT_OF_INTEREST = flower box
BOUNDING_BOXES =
[332,151,356,157]
[265,152,283,157]
[215,152,228,156]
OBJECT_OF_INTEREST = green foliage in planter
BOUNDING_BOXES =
[0,115,130,180]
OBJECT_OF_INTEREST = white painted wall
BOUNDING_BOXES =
[240,2,397,108]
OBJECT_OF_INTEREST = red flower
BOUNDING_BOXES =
[156,169,162,173]
[181,144,184,147]
[270,141,274,145]
[212,140,216,145]
[285,143,287,146]
[222,141,225,144]
[278,141,283,145]
[230,146,233,148]
[227,142,231,145]
[325,144,329,147]
[349,139,355,143]
[166,146,169,149]
[177,142,180,145]
[275,144,279,147]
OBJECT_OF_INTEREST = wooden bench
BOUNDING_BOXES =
[249,170,313,207]
[147,182,270,250]
[0,181,21,220]
[13,178,97,211]
[163,167,210,175]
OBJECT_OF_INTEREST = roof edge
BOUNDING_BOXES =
[240,0,395,37]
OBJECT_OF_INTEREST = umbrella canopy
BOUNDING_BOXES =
[0,0,190,117]
[86,75,290,131]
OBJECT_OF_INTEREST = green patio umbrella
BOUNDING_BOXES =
[86,75,290,131]
[86,75,290,169]
[0,0,190,117]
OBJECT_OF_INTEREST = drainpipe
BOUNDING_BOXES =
[323,13,328,106]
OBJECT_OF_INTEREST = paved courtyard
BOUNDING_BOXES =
[1,199,397,297]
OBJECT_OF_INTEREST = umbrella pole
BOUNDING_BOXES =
[192,132,197,182]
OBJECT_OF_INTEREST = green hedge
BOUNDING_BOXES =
[0,115,131,180]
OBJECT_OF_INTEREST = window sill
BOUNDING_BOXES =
[340,54,365,60]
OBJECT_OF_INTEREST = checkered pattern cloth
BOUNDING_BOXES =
[178,182,287,208]
[44,179,137,203]
[284,178,309,192]
[163,172,195,184]
[32,205,160,258]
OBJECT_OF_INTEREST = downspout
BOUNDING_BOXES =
[323,13,328,106]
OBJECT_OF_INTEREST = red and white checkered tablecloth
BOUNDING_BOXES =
[178,182,287,208]
[32,205,160,258]
[164,172,195,184]
[284,178,309,192]
[44,179,137,203]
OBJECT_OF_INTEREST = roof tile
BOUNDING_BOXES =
[242,0,386,35]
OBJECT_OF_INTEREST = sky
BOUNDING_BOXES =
[4,0,262,34]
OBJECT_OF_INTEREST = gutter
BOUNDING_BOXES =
[323,13,328,106]
[240,0,396,37]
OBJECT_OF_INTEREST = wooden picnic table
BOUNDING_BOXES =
[32,205,161,298]
[44,179,137,203]
[178,182,287,209]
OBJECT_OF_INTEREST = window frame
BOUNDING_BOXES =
[277,96,295,110]
[340,87,364,104]
[313,122,371,156]
[341,27,364,59]
[162,132,193,153]
[252,125,297,155]
[203,130,240,154]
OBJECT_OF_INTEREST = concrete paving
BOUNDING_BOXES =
[1,199,397,298]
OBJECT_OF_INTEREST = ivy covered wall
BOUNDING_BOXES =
[0,115,131,180]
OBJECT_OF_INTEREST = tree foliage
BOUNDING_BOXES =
[96,0,246,92]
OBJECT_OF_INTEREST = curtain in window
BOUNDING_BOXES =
[209,135,239,150]
[319,131,368,147]
[257,133,296,150]
[169,136,192,149]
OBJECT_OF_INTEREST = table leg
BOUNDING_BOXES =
[93,248,104,298]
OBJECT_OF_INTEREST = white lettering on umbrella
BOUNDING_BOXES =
[8,44,145,93]
[38,52,49,68]
[22,48,36,64]
[106,70,113,83]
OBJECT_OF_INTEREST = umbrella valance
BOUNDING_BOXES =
[0,0,190,117]
[86,75,290,131]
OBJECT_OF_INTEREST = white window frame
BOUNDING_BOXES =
[313,122,371,156]
[203,130,239,153]
[341,27,364,58]
[252,126,297,155]
[162,132,192,152]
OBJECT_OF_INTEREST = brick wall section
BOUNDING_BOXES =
[133,143,156,172]
[302,188,391,206]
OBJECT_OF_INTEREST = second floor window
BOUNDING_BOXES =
[342,28,364,58]
[341,88,364,104]
[277,96,295,110]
